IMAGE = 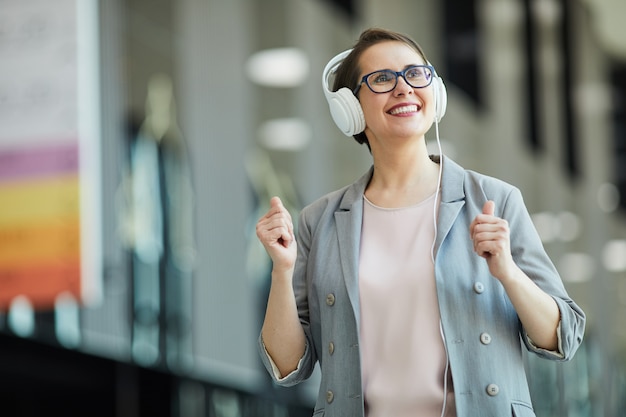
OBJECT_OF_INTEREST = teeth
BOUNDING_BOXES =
[389,105,418,115]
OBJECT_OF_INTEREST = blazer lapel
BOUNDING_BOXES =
[434,156,466,257]
[334,167,372,331]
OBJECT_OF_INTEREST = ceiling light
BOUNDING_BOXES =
[556,211,581,242]
[558,253,595,283]
[246,48,309,87]
[597,182,620,213]
[603,240,626,272]
[531,211,557,243]
[258,118,311,151]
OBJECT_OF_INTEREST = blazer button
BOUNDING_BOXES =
[326,390,334,403]
[473,282,485,294]
[486,384,499,396]
[326,293,335,306]
[480,332,492,345]
[329,342,335,355]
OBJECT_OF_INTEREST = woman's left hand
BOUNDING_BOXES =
[470,200,562,351]
[469,200,516,281]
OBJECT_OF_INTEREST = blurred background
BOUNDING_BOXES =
[0,0,625,415]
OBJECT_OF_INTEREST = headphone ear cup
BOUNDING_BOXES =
[432,76,447,123]
[327,87,366,136]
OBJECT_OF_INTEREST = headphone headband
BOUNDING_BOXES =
[322,49,352,100]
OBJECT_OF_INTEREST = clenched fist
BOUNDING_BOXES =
[469,200,516,281]
[256,196,297,272]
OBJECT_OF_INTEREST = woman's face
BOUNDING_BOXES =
[357,41,436,146]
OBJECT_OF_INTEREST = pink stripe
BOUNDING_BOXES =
[0,142,79,182]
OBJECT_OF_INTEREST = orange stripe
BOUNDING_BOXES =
[0,261,81,309]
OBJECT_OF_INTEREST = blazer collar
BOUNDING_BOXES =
[435,155,467,257]
[438,155,466,204]
[338,166,373,211]
[337,154,467,209]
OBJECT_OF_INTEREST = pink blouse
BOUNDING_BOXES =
[359,194,456,417]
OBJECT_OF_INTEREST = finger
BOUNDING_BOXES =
[483,200,495,216]
[470,217,489,240]
[471,201,496,239]
[273,218,294,247]
[268,197,293,222]
[271,227,294,248]
[257,225,293,250]
[475,244,493,259]
[474,233,499,255]
[270,196,283,209]
[257,214,294,248]
[473,223,508,242]
[469,218,478,238]
[269,196,292,223]
[258,214,292,237]
[475,238,507,257]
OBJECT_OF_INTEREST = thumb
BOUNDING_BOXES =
[270,196,283,209]
[483,200,495,216]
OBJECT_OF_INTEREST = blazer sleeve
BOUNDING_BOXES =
[257,207,318,386]
[500,186,586,361]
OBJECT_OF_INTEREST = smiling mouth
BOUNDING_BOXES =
[388,104,420,115]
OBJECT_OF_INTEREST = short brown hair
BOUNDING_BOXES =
[332,28,429,147]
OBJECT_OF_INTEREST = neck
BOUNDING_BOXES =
[366,142,441,208]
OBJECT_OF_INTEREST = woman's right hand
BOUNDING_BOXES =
[256,196,297,272]
[258,197,306,376]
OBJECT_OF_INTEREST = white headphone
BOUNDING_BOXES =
[322,48,448,136]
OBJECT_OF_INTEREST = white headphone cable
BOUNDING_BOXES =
[430,119,443,264]
[439,320,449,417]
[432,118,447,417]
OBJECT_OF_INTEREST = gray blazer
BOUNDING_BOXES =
[259,156,586,417]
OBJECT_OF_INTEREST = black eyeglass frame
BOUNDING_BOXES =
[353,65,435,96]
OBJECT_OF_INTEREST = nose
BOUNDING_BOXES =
[393,74,413,95]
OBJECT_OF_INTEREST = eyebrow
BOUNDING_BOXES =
[368,63,425,73]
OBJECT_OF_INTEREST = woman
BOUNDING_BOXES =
[255,28,585,417]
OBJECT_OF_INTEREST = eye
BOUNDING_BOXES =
[369,71,394,85]
[405,67,427,81]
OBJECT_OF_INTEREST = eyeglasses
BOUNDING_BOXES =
[353,65,435,95]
